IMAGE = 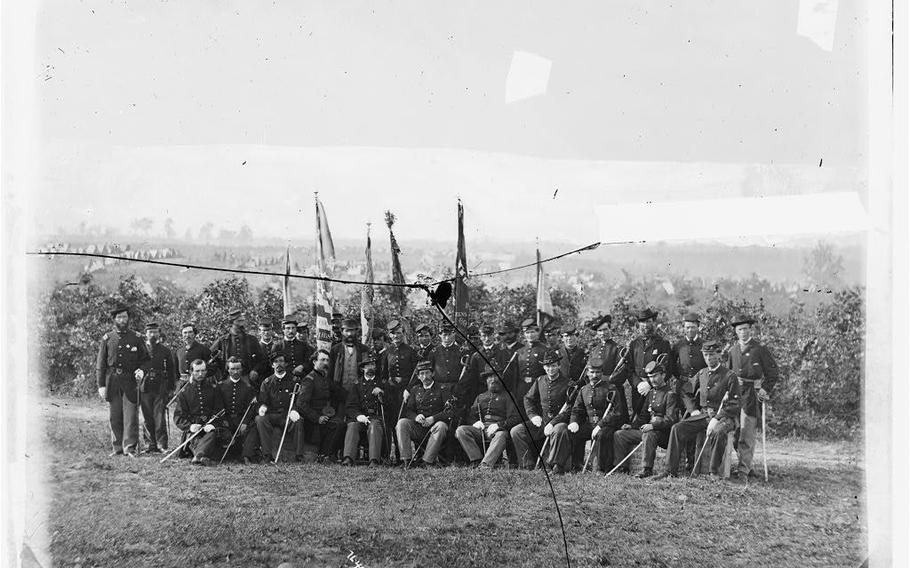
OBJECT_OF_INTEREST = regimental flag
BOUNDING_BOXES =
[536,247,554,329]
[361,224,374,346]
[314,194,336,352]
[282,245,293,317]
[454,200,469,324]
[385,210,412,338]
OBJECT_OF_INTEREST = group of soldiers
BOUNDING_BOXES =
[96,304,778,481]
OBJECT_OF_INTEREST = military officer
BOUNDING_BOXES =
[96,304,150,457]
[542,323,562,351]
[511,350,573,470]
[498,320,523,358]
[589,317,630,421]
[456,370,520,468]
[509,319,548,418]
[656,340,740,479]
[467,324,510,407]
[557,326,588,384]
[430,322,463,385]
[210,310,264,384]
[727,314,779,481]
[295,322,310,343]
[612,359,679,478]
[627,308,676,426]
[414,323,436,360]
[396,360,454,467]
[299,348,345,462]
[253,321,276,383]
[270,317,314,384]
[670,312,707,471]
[255,353,303,462]
[379,319,420,456]
[173,359,224,466]
[138,322,177,453]
[176,322,212,379]
[342,358,387,467]
[215,357,260,463]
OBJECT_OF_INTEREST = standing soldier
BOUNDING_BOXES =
[396,360,454,468]
[456,370,520,468]
[612,360,679,478]
[295,322,310,344]
[138,322,176,453]
[430,323,463,385]
[210,310,264,384]
[342,358,387,467]
[656,340,740,479]
[96,304,150,458]
[589,318,630,420]
[510,319,548,417]
[498,321,523,360]
[670,312,707,472]
[255,353,302,463]
[467,324,510,407]
[727,314,779,482]
[379,319,419,456]
[512,351,573,470]
[542,323,562,351]
[414,323,436,360]
[557,326,588,384]
[299,349,345,462]
[173,359,224,466]
[215,357,260,464]
[271,317,314,385]
[371,329,388,358]
[176,322,211,380]
[253,321,276,385]
[627,308,676,426]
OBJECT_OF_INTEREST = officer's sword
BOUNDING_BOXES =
[219,398,257,465]
[275,383,302,464]
[605,440,643,477]
[535,361,591,470]
[689,392,730,477]
[582,391,616,472]
[160,409,225,464]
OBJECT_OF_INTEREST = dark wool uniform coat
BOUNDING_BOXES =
[96,328,150,403]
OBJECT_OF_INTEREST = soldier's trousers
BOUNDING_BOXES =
[139,391,168,450]
[455,425,509,466]
[186,429,221,459]
[108,388,139,453]
[613,428,670,470]
[664,418,732,475]
[343,419,384,462]
[736,410,759,476]
[301,418,344,457]
[223,417,260,459]
[255,414,302,460]
[396,419,447,464]
[510,423,544,469]
[551,423,613,472]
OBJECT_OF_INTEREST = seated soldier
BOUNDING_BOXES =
[173,359,224,466]
[511,350,573,470]
[255,353,302,462]
[215,356,260,463]
[655,340,740,479]
[456,369,520,468]
[396,360,453,468]
[342,357,387,467]
[612,360,679,477]
[298,349,345,463]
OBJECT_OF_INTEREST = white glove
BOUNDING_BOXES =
[371,387,384,397]
[543,423,554,436]
[757,388,769,403]
[706,417,720,435]
[189,424,202,433]
[473,420,484,430]
[690,409,701,417]
[424,416,436,426]
[402,389,410,401]
[530,416,543,428]
[641,423,654,433]
[357,414,369,424]
[486,423,499,436]
[637,381,652,396]
[591,425,601,440]
[203,424,215,433]
[258,405,267,417]
[97,387,106,399]
[134,369,145,380]
[567,422,579,434]
[415,414,425,425]
[288,410,301,423]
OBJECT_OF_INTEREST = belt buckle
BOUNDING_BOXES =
[114,368,123,375]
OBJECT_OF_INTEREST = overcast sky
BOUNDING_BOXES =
[31,0,866,242]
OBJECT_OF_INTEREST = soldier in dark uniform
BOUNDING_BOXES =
[727,314,779,481]
[176,322,212,379]
[138,322,177,453]
[670,312,707,472]
[456,370,520,468]
[379,319,420,457]
[511,350,573,470]
[396,360,454,467]
[299,349,345,462]
[542,323,562,351]
[342,358,387,467]
[509,319,548,419]
[255,353,302,462]
[498,320,523,359]
[253,321,276,383]
[467,324,510,407]
[96,304,150,457]
[173,359,224,466]
[557,326,588,383]
[613,360,680,478]
[270,317,314,386]
[295,322,310,344]
[414,323,436,360]
[627,308,676,425]
[210,310,264,385]
[656,340,740,479]
[371,329,387,358]
[430,322,463,385]
[215,356,260,463]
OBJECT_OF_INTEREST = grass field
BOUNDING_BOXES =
[43,397,864,568]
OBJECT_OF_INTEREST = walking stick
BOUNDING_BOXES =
[405,427,434,470]
[689,392,729,478]
[762,400,768,482]
[219,399,257,465]
[160,409,225,463]
[275,383,302,464]
[605,440,643,477]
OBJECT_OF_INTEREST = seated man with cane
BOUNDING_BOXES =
[511,350,573,470]
[456,368,520,469]
[215,356,260,464]
[612,359,679,477]
[173,359,224,466]
[342,357,387,467]
[298,349,345,463]
[655,340,740,479]
[255,353,302,462]
[396,360,453,468]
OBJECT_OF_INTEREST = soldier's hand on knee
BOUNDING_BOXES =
[543,423,554,436]
[415,414,425,425]
[706,417,720,435]
[530,416,543,428]
[591,425,601,440]
[318,415,329,425]
[357,414,369,425]
[289,410,301,423]
[424,416,436,427]
[190,424,202,433]
[690,409,701,417]
[621,424,631,430]
[203,424,215,433]
[641,424,654,433]
[486,423,499,436]
[258,405,267,417]
[473,420,484,430]
[567,422,579,434]
[134,369,145,381]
